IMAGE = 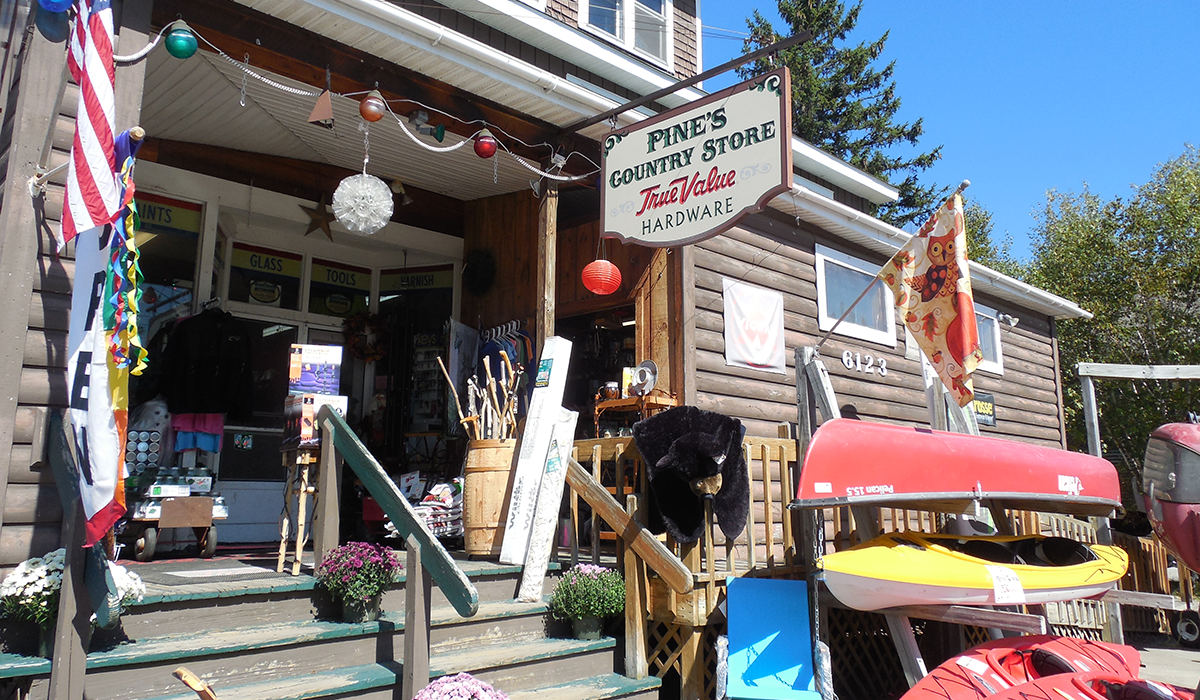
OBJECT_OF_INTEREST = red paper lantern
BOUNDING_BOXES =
[359,90,387,122]
[582,259,622,295]
[474,128,498,159]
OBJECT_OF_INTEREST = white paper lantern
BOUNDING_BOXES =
[332,174,394,235]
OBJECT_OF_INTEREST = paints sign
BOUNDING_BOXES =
[601,67,792,247]
[135,192,202,238]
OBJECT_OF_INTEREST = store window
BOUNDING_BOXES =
[309,258,370,318]
[134,192,202,339]
[974,303,1005,375]
[228,242,302,310]
[582,0,671,65]
[815,244,896,347]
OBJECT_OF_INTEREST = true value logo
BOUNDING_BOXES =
[601,67,793,247]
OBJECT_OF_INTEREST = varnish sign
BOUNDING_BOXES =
[601,67,792,247]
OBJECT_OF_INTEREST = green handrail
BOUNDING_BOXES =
[317,405,479,618]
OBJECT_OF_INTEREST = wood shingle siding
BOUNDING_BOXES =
[687,217,1068,448]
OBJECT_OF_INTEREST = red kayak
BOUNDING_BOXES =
[1143,423,1200,573]
[902,635,1140,698]
[791,419,1121,517]
[989,672,1192,700]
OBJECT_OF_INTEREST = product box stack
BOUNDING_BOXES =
[283,344,348,449]
[401,478,464,539]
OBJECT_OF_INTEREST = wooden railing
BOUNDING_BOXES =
[316,405,480,698]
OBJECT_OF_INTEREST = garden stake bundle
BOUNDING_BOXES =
[438,353,522,441]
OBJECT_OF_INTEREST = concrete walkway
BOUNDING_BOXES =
[1129,633,1200,691]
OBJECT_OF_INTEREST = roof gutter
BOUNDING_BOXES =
[428,0,705,108]
[780,186,1093,320]
[292,0,646,129]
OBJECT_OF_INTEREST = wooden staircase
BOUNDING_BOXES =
[0,555,660,700]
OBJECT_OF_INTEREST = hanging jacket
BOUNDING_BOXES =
[161,309,254,419]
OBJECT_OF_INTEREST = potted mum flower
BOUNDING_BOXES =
[548,564,625,640]
[413,672,507,700]
[0,548,145,657]
[315,541,402,622]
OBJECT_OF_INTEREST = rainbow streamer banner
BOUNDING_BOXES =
[65,130,145,547]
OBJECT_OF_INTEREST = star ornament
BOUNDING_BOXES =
[301,195,336,241]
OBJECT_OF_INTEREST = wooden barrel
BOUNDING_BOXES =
[463,439,518,556]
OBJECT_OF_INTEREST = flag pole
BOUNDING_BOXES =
[813,180,970,353]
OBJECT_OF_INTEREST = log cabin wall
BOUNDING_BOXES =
[687,210,1067,447]
[0,2,151,574]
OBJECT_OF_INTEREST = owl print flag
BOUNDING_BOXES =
[880,193,984,407]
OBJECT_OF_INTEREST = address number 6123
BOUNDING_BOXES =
[842,350,887,377]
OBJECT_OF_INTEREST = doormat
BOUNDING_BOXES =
[137,565,292,587]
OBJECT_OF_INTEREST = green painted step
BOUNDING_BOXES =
[142,665,657,700]
[0,599,549,679]
[506,674,662,700]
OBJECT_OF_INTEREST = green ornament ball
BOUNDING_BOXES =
[164,27,197,60]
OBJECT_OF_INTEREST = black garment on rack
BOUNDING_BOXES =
[161,309,254,420]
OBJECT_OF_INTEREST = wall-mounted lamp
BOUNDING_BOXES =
[390,179,414,207]
[997,313,1019,329]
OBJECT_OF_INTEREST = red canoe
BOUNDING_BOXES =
[790,419,1121,516]
[902,635,1140,699]
[1143,423,1200,572]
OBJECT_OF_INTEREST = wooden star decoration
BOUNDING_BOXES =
[300,195,336,241]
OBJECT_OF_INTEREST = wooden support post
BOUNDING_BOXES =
[535,177,558,349]
[624,494,648,680]
[313,423,342,568]
[884,613,928,687]
[49,503,91,700]
[277,457,296,573]
[679,624,706,700]
[403,534,432,700]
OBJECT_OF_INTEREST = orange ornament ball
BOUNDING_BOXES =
[359,90,387,122]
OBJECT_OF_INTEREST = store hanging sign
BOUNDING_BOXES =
[380,264,454,292]
[601,67,792,247]
[134,192,203,238]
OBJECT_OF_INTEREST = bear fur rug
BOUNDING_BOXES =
[632,406,748,543]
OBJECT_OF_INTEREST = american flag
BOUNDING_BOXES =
[60,0,119,248]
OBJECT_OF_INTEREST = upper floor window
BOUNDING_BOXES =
[583,0,671,66]
[815,244,895,347]
[973,303,1005,375]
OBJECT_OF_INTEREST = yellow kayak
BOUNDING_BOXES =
[819,532,1128,611]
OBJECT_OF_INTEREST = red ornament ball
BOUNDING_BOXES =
[582,259,622,296]
[474,129,498,159]
[359,90,387,122]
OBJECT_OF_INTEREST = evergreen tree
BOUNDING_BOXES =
[962,198,1021,278]
[740,0,943,227]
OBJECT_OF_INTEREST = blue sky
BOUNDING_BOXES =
[699,2,1200,259]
